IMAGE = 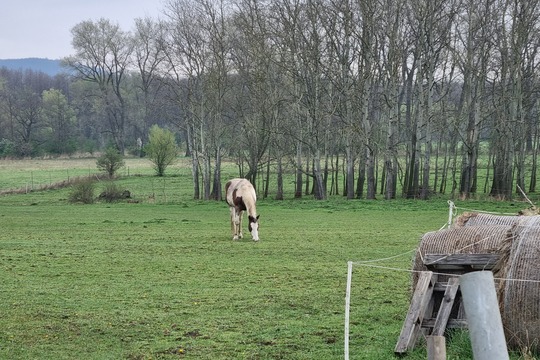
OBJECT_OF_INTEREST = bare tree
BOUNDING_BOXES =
[403,0,457,199]
[164,0,231,200]
[452,0,496,197]
[163,0,205,199]
[229,0,287,195]
[356,0,380,200]
[488,0,540,199]
[132,17,167,153]
[272,0,331,200]
[200,0,232,200]
[65,18,133,153]
[13,87,42,156]
[509,0,540,198]
[320,0,359,199]
[379,0,407,199]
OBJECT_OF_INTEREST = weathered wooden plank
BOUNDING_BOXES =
[431,277,460,336]
[395,271,437,354]
[423,253,500,270]
[421,318,468,329]
[427,336,446,360]
[433,282,459,292]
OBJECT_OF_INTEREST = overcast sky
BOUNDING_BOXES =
[0,0,166,60]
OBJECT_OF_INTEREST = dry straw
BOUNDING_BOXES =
[412,225,513,288]
[454,212,520,227]
[496,218,540,351]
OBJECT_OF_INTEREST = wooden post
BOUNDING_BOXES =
[395,271,437,354]
[460,271,509,360]
[427,336,446,360]
[446,200,455,228]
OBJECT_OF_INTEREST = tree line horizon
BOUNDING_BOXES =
[0,0,539,201]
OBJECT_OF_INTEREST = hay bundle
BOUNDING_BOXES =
[454,212,520,227]
[414,212,540,350]
[455,212,540,230]
[412,225,513,287]
[498,226,540,351]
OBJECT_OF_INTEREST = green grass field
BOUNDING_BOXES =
[0,158,532,359]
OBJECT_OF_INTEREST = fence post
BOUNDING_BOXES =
[460,271,509,360]
[427,336,446,360]
[344,261,353,360]
[447,200,455,228]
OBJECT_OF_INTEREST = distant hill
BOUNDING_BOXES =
[0,58,64,76]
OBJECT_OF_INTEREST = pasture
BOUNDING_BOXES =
[0,158,529,359]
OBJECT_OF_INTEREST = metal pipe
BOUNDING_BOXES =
[460,271,509,360]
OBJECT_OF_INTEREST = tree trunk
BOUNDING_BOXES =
[530,124,539,193]
[313,149,326,200]
[211,148,222,200]
[275,155,284,200]
[345,138,355,199]
[295,142,303,198]
[356,148,366,198]
[366,145,376,199]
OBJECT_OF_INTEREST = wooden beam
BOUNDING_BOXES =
[423,253,500,270]
[432,277,460,336]
[421,318,467,329]
[395,271,437,354]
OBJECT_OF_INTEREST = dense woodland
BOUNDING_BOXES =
[1,0,540,201]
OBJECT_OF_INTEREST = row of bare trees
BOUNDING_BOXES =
[2,0,540,201]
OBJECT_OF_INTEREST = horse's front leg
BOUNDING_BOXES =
[238,211,244,239]
[230,207,239,240]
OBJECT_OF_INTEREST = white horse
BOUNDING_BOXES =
[225,178,260,241]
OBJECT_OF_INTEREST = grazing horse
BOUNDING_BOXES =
[225,178,260,241]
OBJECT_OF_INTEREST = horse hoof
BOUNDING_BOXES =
[233,235,239,240]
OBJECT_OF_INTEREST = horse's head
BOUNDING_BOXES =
[248,215,260,241]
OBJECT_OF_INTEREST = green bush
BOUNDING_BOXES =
[145,125,178,177]
[0,138,14,157]
[68,180,95,204]
[96,147,125,178]
[98,181,130,203]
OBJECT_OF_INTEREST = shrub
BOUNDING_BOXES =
[96,147,125,178]
[145,125,178,177]
[68,180,95,204]
[0,138,14,157]
[98,182,130,203]
[16,142,35,157]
